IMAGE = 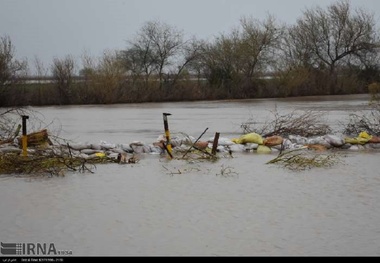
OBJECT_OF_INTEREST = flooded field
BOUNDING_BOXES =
[1,94,379,256]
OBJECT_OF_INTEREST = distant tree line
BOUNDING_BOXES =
[1,0,379,106]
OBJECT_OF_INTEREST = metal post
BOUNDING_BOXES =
[21,115,29,157]
[163,113,173,159]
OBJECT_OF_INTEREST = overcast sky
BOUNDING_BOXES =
[1,0,379,73]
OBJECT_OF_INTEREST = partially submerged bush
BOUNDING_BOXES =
[0,144,116,176]
[267,148,342,171]
[342,106,380,136]
[241,109,331,137]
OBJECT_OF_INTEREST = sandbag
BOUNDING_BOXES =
[359,131,372,140]
[228,144,245,152]
[100,141,116,150]
[232,133,263,145]
[323,135,345,147]
[194,141,209,150]
[209,137,235,146]
[131,145,151,154]
[81,149,99,155]
[288,135,308,145]
[369,136,380,143]
[345,137,369,145]
[257,145,272,154]
[244,143,259,151]
[90,144,102,150]
[263,136,283,147]
[306,144,327,152]
[68,143,91,151]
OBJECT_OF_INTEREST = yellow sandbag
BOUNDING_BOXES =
[345,137,369,145]
[257,145,272,154]
[231,133,264,145]
[359,131,372,140]
[95,152,106,158]
[345,131,373,145]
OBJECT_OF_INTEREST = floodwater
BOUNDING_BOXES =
[1,94,380,256]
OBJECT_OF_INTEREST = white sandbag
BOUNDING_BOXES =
[170,138,183,147]
[208,137,235,146]
[323,135,345,147]
[120,144,133,153]
[77,153,90,159]
[90,144,102,150]
[109,148,125,154]
[349,145,365,151]
[228,144,245,152]
[363,143,380,150]
[288,135,308,145]
[308,136,331,148]
[150,146,164,154]
[108,152,120,160]
[181,136,196,145]
[368,143,380,149]
[100,141,116,150]
[81,149,99,155]
[282,139,293,150]
[244,143,259,150]
[217,146,229,153]
[131,145,151,154]
[271,148,280,153]
[340,143,352,149]
[69,143,91,151]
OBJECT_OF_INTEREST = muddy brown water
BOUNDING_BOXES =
[1,94,379,256]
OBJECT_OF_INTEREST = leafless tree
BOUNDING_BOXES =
[51,55,76,104]
[33,56,48,80]
[200,15,282,97]
[122,20,184,88]
[0,35,28,87]
[93,50,126,103]
[286,0,379,93]
[238,14,283,79]
[167,37,206,87]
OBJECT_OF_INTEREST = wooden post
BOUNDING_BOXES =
[21,115,29,157]
[211,132,220,155]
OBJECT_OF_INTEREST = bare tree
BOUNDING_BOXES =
[33,55,48,81]
[288,0,379,93]
[200,15,282,97]
[93,50,126,103]
[167,37,206,87]
[238,14,283,79]
[122,20,184,89]
[0,35,28,87]
[120,44,157,85]
[51,55,76,104]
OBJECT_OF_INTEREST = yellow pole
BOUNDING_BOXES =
[21,115,29,157]
[163,113,173,159]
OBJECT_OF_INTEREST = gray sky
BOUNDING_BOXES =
[1,0,379,74]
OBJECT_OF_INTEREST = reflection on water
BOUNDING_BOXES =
[0,94,379,256]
